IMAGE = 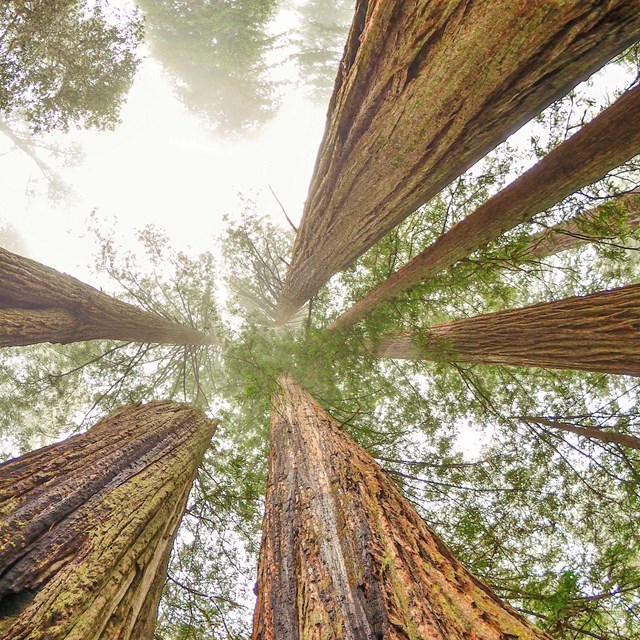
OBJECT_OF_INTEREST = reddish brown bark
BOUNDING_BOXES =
[331,86,640,331]
[277,0,640,322]
[522,191,640,260]
[376,284,640,377]
[521,416,640,449]
[253,375,554,640]
[0,247,216,346]
[0,401,216,640]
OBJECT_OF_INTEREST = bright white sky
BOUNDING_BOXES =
[0,2,330,284]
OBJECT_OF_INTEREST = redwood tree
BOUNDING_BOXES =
[253,375,554,639]
[519,416,640,450]
[0,401,216,639]
[277,0,640,321]
[0,247,216,346]
[522,190,640,260]
[331,85,640,331]
[376,284,640,377]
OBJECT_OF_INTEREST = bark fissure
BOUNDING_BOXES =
[278,0,640,321]
[0,401,216,640]
[253,375,554,639]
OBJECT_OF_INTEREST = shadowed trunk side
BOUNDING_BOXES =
[0,401,216,640]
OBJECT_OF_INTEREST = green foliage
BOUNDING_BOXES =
[2,18,640,640]
[220,205,295,325]
[0,0,143,132]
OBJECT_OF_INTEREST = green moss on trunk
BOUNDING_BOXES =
[0,401,216,640]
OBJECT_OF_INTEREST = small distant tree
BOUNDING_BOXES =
[290,0,354,103]
[136,0,278,133]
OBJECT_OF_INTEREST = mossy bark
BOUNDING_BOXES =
[0,401,216,640]
[377,284,640,377]
[277,0,640,322]
[252,375,553,640]
[522,190,640,260]
[331,85,640,331]
[0,247,216,346]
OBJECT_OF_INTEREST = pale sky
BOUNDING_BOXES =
[0,1,330,285]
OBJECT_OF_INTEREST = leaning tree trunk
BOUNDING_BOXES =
[276,0,640,322]
[520,416,640,450]
[253,375,554,640]
[376,284,640,377]
[0,247,215,346]
[0,401,216,640]
[522,190,640,260]
[331,85,640,331]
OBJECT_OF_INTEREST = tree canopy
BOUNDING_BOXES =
[136,0,280,133]
[1,3,640,640]
[0,0,143,133]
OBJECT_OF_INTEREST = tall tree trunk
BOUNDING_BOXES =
[520,416,640,450]
[0,247,216,346]
[253,374,554,640]
[277,0,640,322]
[376,284,640,377]
[331,85,640,331]
[0,401,216,640]
[522,190,640,260]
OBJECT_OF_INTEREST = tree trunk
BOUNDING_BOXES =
[0,247,216,346]
[252,374,554,640]
[331,85,640,331]
[277,0,640,322]
[522,190,640,260]
[0,401,216,640]
[376,284,640,377]
[520,416,640,450]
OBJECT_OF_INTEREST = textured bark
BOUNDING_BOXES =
[522,191,640,260]
[0,401,216,640]
[376,284,640,377]
[331,85,640,331]
[253,375,554,640]
[277,0,640,322]
[520,416,640,450]
[0,247,216,346]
